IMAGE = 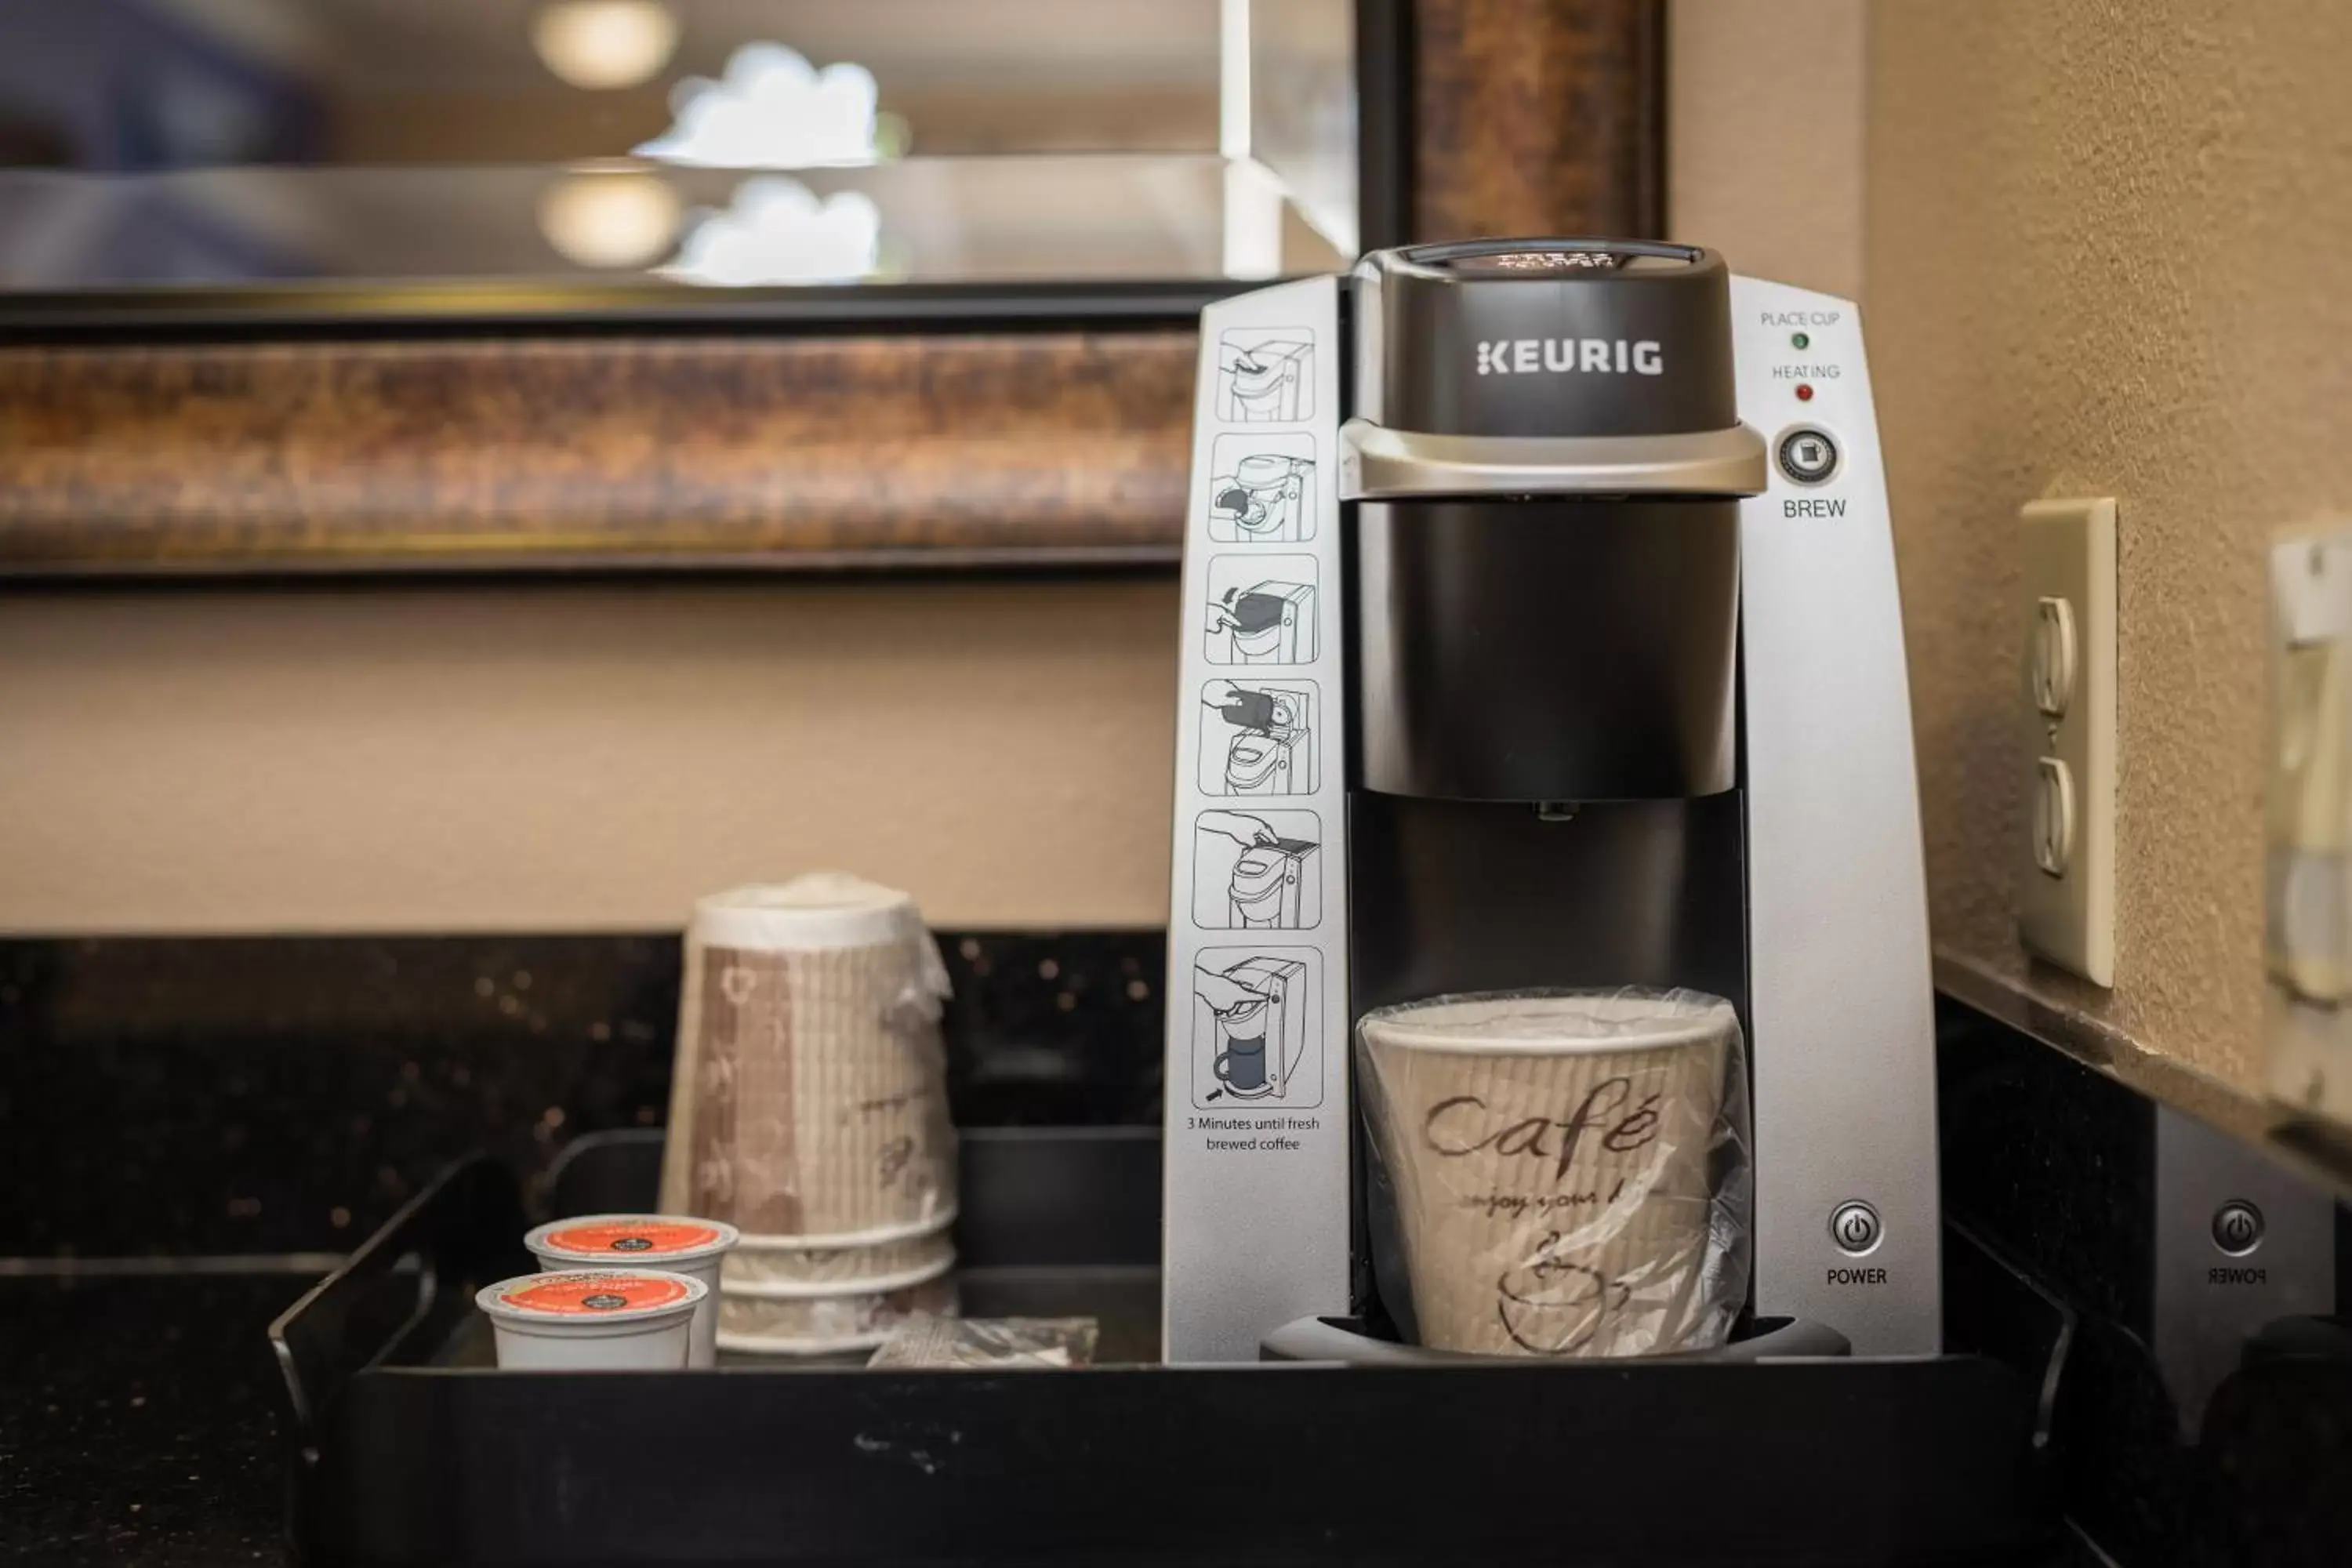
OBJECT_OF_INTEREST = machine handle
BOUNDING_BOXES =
[1338,419,1768,501]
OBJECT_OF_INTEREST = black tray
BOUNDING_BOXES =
[274,1129,2056,1566]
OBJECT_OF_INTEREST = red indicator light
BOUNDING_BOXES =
[1795,383,1815,401]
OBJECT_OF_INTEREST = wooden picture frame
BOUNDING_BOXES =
[0,2,1664,578]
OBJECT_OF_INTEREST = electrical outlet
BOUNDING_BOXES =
[2017,498,2117,985]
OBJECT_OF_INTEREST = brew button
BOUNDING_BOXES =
[2212,1200,2264,1257]
[1777,426,1839,485]
[1830,1201,1882,1255]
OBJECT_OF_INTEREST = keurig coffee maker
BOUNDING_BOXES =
[1163,238,1940,1363]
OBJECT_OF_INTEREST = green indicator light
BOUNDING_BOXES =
[1791,331,1811,350]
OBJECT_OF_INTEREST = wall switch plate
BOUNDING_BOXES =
[2018,497,2117,985]
[2264,528,2352,1129]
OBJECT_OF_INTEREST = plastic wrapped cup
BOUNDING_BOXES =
[716,1255,958,1358]
[526,1215,739,1367]
[1357,989,1750,1358]
[475,1269,706,1370]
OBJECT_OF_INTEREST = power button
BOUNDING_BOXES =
[1830,1200,1882,1256]
[1777,426,1839,486]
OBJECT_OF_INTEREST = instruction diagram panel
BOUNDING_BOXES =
[1207,434,1316,543]
[1198,680,1317,797]
[1192,809,1322,931]
[1214,328,1314,423]
[1204,555,1317,665]
[1190,946,1322,1109]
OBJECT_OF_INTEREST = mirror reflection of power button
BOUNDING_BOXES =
[1777,426,1839,485]
[2211,1200,2263,1257]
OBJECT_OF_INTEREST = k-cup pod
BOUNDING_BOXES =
[525,1215,740,1367]
[475,1269,706,1370]
[660,876,957,1242]
[1357,989,1750,1358]
[716,1256,958,1358]
[722,1218,955,1290]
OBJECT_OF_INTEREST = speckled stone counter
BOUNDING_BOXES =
[2,1272,309,1564]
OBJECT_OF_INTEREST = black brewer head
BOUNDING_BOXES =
[1361,238,1736,438]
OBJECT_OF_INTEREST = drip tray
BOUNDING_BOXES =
[273,1129,2056,1566]
[1262,1312,1852,1363]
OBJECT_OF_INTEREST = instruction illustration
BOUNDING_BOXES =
[1215,328,1314,423]
[1205,555,1316,665]
[1191,947,1321,1108]
[1192,810,1322,931]
[1206,434,1316,543]
[1199,680,1316,797]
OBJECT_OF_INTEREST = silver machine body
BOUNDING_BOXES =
[1163,241,1941,1362]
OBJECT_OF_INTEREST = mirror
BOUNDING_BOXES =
[0,0,1357,316]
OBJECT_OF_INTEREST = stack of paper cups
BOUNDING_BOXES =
[1358,989,1748,1359]
[659,874,961,1356]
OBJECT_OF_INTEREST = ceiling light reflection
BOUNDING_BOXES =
[661,178,882,287]
[532,1,681,92]
[636,43,882,168]
[538,172,683,269]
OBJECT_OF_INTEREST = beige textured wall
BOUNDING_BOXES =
[1867,0,2352,1088]
[0,580,1179,933]
[1668,0,1866,301]
[11,2,2344,1114]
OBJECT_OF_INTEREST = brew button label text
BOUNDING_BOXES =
[1785,498,1847,519]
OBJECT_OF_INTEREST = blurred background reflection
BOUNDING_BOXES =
[0,0,1356,299]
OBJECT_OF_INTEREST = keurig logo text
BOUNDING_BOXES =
[1474,339,1664,376]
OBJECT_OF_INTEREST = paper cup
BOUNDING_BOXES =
[476,1269,705,1370]
[1359,989,1744,1359]
[660,877,957,1241]
[716,1261,959,1357]
[722,1218,955,1290]
[526,1215,739,1367]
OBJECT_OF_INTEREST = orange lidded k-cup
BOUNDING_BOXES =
[525,1215,739,1367]
[475,1269,706,1370]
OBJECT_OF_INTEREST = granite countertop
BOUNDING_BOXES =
[1,1271,310,1565]
[0,932,1162,1566]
